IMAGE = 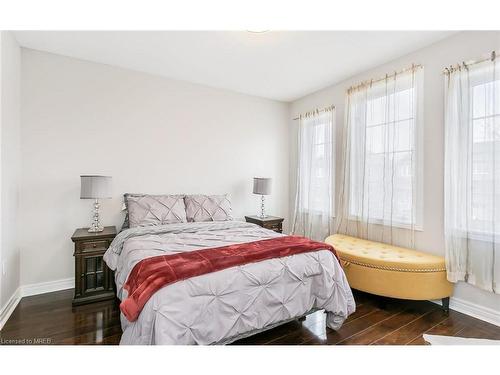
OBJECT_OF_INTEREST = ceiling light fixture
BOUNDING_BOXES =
[246,30,270,34]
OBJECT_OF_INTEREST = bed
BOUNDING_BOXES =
[103,194,355,345]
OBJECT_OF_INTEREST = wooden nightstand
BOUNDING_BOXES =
[71,226,117,306]
[245,215,284,233]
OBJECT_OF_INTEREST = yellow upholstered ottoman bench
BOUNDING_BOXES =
[325,234,454,311]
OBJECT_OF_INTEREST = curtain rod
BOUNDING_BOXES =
[292,104,335,121]
[443,50,497,75]
[347,63,423,94]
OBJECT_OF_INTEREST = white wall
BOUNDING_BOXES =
[290,31,500,314]
[14,31,500,323]
[20,49,289,286]
[0,31,21,311]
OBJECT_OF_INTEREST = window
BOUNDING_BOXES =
[347,67,423,228]
[470,76,500,235]
[297,110,334,214]
[292,108,335,240]
[444,56,500,292]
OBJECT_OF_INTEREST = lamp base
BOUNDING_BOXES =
[88,225,104,233]
[88,199,104,233]
[259,195,267,219]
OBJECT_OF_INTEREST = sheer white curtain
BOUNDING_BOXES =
[336,66,423,247]
[444,56,500,293]
[292,107,334,241]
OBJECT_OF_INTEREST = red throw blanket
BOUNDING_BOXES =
[120,235,337,322]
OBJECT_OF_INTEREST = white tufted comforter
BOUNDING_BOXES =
[104,221,355,345]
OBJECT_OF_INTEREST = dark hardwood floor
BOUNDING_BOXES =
[1,288,500,345]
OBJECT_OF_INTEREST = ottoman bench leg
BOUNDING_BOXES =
[442,297,450,313]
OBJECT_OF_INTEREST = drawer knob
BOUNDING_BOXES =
[93,244,97,248]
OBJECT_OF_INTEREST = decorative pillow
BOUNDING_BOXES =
[125,193,187,228]
[120,200,131,231]
[184,194,233,222]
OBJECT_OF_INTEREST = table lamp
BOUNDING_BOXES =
[80,175,112,232]
[253,177,272,218]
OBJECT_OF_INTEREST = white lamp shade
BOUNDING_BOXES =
[80,175,112,199]
[253,177,272,195]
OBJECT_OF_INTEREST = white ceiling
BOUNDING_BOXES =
[14,31,456,102]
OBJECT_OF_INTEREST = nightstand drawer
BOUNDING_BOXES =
[264,222,282,232]
[78,240,109,253]
[245,215,284,233]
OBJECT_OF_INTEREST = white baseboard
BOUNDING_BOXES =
[0,287,22,330]
[20,277,74,297]
[0,277,74,330]
[432,297,500,327]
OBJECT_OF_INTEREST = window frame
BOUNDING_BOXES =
[297,110,335,217]
[467,71,500,238]
[347,70,424,231]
